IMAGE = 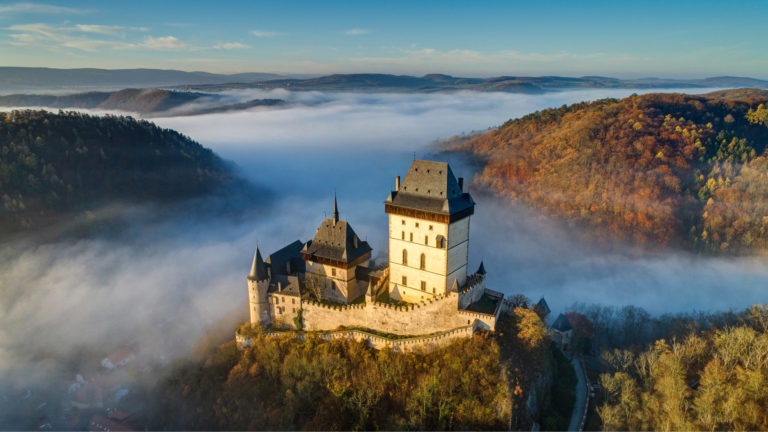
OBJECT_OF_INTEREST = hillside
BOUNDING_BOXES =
[144,308,552,430]
[598,304,768,430]
[0,89,285,115]
[179,73,768,93]
[445,91,768,253]
[0,110,255,237]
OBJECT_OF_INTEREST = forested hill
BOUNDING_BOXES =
[0,89,285,116]
[0,110,252,237]
[446,89,768,254]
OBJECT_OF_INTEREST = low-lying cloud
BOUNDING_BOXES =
[2,87,765,427]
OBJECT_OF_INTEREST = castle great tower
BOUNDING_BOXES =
[384,160,475,302]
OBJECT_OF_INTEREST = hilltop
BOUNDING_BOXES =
[0,89,284,116]
[144,308,557,431]
[0,110,264,238]
[0,67,313,92]
[179,73,768,93]
[444,90,768,253]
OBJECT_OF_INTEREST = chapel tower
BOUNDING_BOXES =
[384,160,475,302]
[300,196,373,304]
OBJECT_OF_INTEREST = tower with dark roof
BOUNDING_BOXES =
[300,196,372,303]
[247,246,271,327]
[385,160,475,302]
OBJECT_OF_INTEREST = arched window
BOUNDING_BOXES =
[436,235,446,248]
[402,249,408,265]
[420,253,426,270]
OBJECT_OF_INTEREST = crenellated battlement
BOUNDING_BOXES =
[236,321,480,352]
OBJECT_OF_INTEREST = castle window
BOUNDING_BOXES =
[410,233,413,242]
[429,225,433,230]
[332,268,336,276]
[402,276,407,286]
[425,235,428,245]
[415,222,419,228]
[402,249,408,265]
[433,288,436,294]
[293,308,296,313]
[421,281,426,291]
[402,219,405,225]
[420,253,426,270]
[437,235,446,248]
[292,298,296,304]
[401,231,404,240]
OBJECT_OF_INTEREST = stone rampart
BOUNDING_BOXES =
[236,323,477,352]
[302,291,479,335]
[458,273,486,309]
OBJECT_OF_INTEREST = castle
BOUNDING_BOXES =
[243,159,508,348]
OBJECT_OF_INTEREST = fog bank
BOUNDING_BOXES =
[2,87,765,427]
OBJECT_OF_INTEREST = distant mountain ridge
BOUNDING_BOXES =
[3,68,767,94]
[0,67,314,92]
[0,88,285,115]
[178,73,768,93]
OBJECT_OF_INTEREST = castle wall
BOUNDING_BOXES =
[447,216,470,248]
[447,217,469,287]
[388,214,452,301]
[305,260,361,304]
[301,292,496,335]
[268,293,301,328]
[458,275,486,309]
[236,324,477,353]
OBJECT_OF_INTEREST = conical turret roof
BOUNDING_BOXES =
[248,246,268,281]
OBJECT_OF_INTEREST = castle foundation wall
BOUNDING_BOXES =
[301,292,496,335]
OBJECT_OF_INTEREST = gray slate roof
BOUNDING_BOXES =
[385,160,474,215]
[248,247,268,281]
[537,297,551,314]
[267,240,305,276]
[269,274,302,296]
[303,217,372,264]
[551,313,573,332]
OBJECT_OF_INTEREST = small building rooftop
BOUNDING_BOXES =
[551,313,573,332]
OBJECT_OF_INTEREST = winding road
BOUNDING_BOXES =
[568,357,588,431]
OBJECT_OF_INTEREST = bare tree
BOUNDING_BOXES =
[303,273,325,302]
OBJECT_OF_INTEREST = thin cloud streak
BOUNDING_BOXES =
[250,30,281,37]
[7,23,246,52]
[0,2,91,15]
[344,28,369,35]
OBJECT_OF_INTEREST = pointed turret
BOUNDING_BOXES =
[248,246,268,281]
[451,279,460,292]
[477,261,486,275]
[333,192,339,223]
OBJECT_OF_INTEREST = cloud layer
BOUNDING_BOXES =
[2,89,766,427]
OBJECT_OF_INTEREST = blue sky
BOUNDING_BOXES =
[0,0,766,77]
